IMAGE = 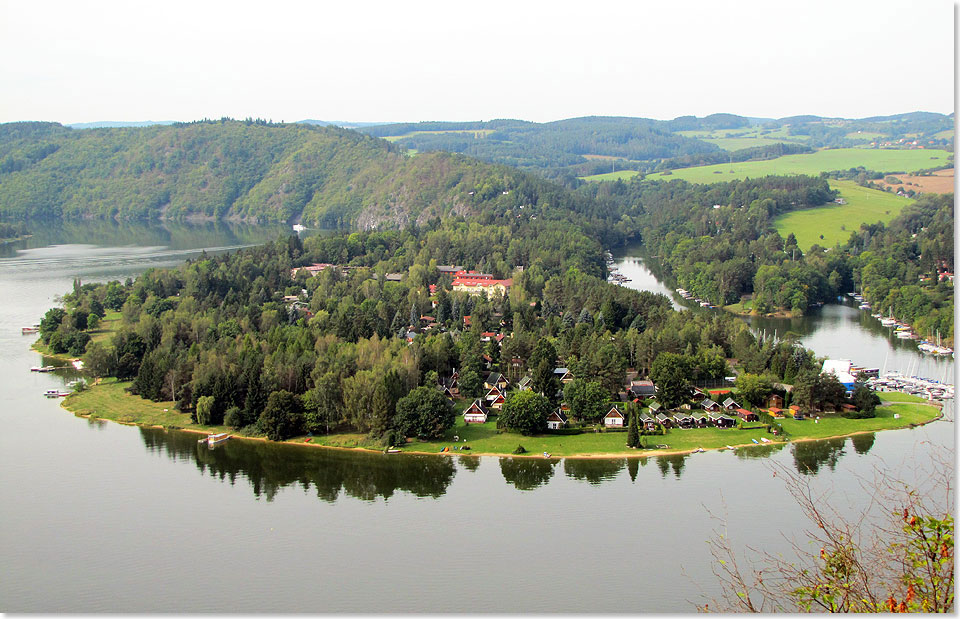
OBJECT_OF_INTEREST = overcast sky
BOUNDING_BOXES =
[1,0,954,125]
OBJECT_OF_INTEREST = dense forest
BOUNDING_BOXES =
[0,119,594,229]
[41,217,831,444]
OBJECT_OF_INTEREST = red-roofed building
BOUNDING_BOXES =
[452,272,512,298]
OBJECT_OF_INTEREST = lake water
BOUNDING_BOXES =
[0,225,953,612]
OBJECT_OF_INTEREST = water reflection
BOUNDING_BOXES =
[499,457,558,490]
[138,428,457,502]
[563,458,627,484]
[850,433,876,455]
[791,437,846,475]
[654,454,687,479]
[734,442,787,460]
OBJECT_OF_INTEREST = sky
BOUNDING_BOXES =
[0,0,954,125]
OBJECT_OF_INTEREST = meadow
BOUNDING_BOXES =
[773,180,912,250]
[582,148,952,183]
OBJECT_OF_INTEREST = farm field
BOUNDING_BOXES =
[774,180,912,250]
[868,168,954,194]
[638,148,952,183]
[382,129,495,142]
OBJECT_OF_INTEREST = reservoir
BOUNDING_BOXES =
[0,224,952,612]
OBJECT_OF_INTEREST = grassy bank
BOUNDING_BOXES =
[61,381,942,458]
[31,310,122,362]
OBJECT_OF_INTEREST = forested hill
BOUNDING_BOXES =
[0,119,587,229]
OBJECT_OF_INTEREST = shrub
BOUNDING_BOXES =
[512,445,527,454]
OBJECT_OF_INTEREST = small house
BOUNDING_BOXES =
[463,400,488,424]
[767,407,784,418]
[484,372,508,391]
[630,380,656,398]
[554,368,574,383]
[546,408,568,430]
[689,386,708,402]
[722,397,741,411]
[517,375,533,391]
[638,414,658,432]
[647,401,662,414]
[674,412,695,429]
[692,413,709,428]
[655,413,674,428]
[701,399,721,412]
[735,408,759,423]
[603,405,625,428]
[785,405,804,419]
[767,393,784,408]
[709,413,736,428]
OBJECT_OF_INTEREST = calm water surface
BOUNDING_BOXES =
[0,227,953,612]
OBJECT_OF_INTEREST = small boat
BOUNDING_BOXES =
[542,452,551,458]
[206,433,231,447]
[21,326,39,334]
[726,445,735,451]
[385,448,401,454]
[72,359,84,370]
[751,438,759,444]
[692,447,705,453]
[43,389,70,398]
[30,365,56,372]
[760,437,771,443]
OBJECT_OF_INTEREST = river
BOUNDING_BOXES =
[0,225,953,612]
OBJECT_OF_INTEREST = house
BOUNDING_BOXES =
[638,414,658,432]
[487,392,506,410]
[436,384,454,401]
[735,408,759,423]
[484,386,504,407]
[786,405,804,419]
[722,397,741,411]
[442,376,460,397]
[655,413,674,428]
[451,271,512,298]
[463,400,488,424]
[689,386,708,402]
[674,412,696,429]
[692,413,709,428]
[767,407,784,418]
[603,405,625,428]
[546,408,568,430]
[484,372,509,391]
[517,375,533,391]
[436,265,464,274]
[709,413,736,428]
[647,401,662,414]
[553,368,574,383]
[629,380,656,398]
[701,399,721,412]
[767,393,784,408]
[841,403,858,414]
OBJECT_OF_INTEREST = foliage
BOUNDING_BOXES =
[849,384,880,418]
[563,379,607,423]
[258,390,304,441]
[394,386,455,440]
[498,390,550,435]
[650,352,692,409]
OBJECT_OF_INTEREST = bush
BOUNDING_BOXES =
[512,445,527,454]
[544,427,583,435]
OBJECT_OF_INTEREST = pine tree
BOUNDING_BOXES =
[626,408,640,448]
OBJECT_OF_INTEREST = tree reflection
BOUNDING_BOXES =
[849,433,876,455]
[563,458,626,484]
[791,437,846,475]
[139,427,456,502]
[499,457,557,490]
[734,442,787,460]
[655,454,687,479]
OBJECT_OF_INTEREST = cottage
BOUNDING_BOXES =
[517,375,533,391]
[546,408,568,430]
[709,413,736,428]
[463,400,488,424]
[767,407,784,418]
[647,401,662,414]
[629,380,656,398]
[674,412,696,429]
[655,413,674,428]
[692,412,709,428]
[722,397,741,411]
[488,392,506,410]
[638,414,658,432]
[553,368,574,383]
[603,405,625,428]
[701,399,721,412]
[484,372,509,391]
[689,386,708,402]
[766,393,784,408]
[785,405,804,420]
[436,384,454,401]
[735,408,759,423]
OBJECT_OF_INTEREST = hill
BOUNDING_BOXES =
[0,119,586,229]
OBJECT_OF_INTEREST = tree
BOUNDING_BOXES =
[195,395,216,425]
[626,408,640,448]
[532,358,559,398]
[498,390,550,435]
[563,379,607,423]
[394,386,454,439]
[735,373,774,408]
[258,390,303,441]
[83,341,114,377]
[649,352,692,409]
[850,383,880,418]
[459,368,482,399]
[702,450,954,612]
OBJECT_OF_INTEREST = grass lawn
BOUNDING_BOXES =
[583,148,952,183]
[776,394,939,440]
[774,180,911,250]
[63,378,204,429]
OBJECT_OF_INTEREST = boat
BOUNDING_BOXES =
[751,438,759,444]
[43,389,70,398]
[726,445,735,451]
[292,224,306,232]
[30,365,56,372]
[21,326,39,334]
[692,447,705,453]
[760,437,771,443]
[385,448,401,454]
[206,433,231,447]
[542,452,551,458]
[72,359,84,370]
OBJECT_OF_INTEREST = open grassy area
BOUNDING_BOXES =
[774,180,911,250]
[582,148,952,183]
[61,380,941,458]
[383,129,495,142]
[32,310,123,361]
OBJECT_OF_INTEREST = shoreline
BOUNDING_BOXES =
[64,395,945,461]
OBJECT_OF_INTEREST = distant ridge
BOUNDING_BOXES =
[296,119,390,129]
[66,120,177,129]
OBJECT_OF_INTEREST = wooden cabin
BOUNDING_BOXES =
[463,400,488,424]
[701,399,722,413]
[735,408,759,423]
[603,405,625,428]
[546,408,568,430]
[722,397,741,411]
[709,413,736,428]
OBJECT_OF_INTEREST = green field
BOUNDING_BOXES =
[383,129,495,142]
[774,180,912,250]
[582,148,952,183]
[62,381,940,458]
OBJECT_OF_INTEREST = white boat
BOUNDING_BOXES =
[43,389,70,398]
[72,359,84,370]
[207,433,231,446]
[21,326,39,334]
[30,365,56,372]
[292,224,306,232]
